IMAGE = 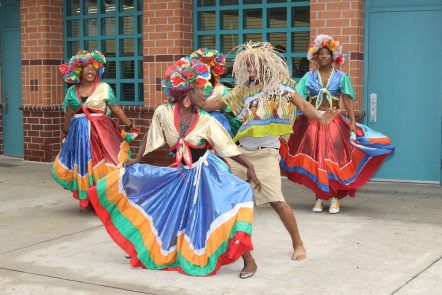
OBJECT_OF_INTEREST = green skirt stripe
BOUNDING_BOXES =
[96,179,252,276]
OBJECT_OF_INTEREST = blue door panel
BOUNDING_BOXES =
[1,0,23,157]
[365,3,442,182]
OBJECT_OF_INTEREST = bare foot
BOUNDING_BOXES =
[291,244,306,261]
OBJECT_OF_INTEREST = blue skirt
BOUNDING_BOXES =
[88,151,254,276]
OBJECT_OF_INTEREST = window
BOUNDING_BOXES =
[194,0,310,81]
[64,0,143,104]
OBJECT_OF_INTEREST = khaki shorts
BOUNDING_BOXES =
[226,146,286,206]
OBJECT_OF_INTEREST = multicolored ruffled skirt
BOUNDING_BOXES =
[87,151,254,276]
[52,113,137,208]
[280,114,394,199]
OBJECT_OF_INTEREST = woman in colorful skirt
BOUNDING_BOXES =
[190,48,242,138]
[87,57,261,278]
[279,35,395,214]
[52,50,138,210]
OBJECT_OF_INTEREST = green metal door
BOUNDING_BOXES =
[0,0,23,157]
[365,0,442,183]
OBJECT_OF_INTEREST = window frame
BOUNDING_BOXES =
[194,0,310,83]
[63,0,143,105]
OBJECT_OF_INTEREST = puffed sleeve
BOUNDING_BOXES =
[107,84,118,105]
[295,73,309,100]
[340,73,355,100]
[206,116,240,158]
[62,85,76,113]
[143,106,167,156]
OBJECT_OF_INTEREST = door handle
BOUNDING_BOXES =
[369,93,377,122]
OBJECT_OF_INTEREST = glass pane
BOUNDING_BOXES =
[138,61,143,79]
[122,0,134,11]
[120,16,134,34]
[220,0,238,5]
[102,18,116,35]
[137,0,142,10]
[292,57,309,78]
[244,33,262,42]
[67,0,80,16]
[198,11,216,31]
[121,61,135,79]
[67,20,80,37]
[267,32,286,51]
[244,9,262,29]
[85,19,98,36]
[268,8,287,28]
[291,0,306,2]
[105,61,116,79]
[85,0,98,14]
[292,31,309,52]
[244,0,262,4]
[138,83,144,101]
[292,6,310,27]
[102,39,116,57]
[121,84,135,101]
[198,35,216,49]
[221,34,238,54]
[221,10,238,30]
[120,39,135,56]
[84,40,98,51]
[104,0,117,13]
[268,0,286,2]
[67,41,80,57]
[197,0,216,6]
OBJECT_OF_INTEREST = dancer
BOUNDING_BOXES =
[279,35,394,213]
[198,42,339,260]
[52,50,138,210]
[190,48,242,137]
[87,57,261,278]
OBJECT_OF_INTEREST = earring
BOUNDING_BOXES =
[183,96,191,108]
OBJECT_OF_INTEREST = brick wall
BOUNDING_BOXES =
[20,0,65,161]
[20,105,63,162]
[310,0,365,111]
[20,0,64,105]
[143,0,193,108]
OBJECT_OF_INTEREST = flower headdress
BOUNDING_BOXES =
[232,41,290,95]
[162,56,211,103]
[307,34,345,65]
[190,48,226,80]
[59,50,106,83]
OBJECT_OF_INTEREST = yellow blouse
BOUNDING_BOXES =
[143,104,240,166]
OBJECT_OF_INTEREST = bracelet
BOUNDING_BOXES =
[126,122,134,130]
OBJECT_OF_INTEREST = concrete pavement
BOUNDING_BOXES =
[0,155,441,295]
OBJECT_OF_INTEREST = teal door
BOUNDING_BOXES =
[365,1,442,183]
[0,0,23,157]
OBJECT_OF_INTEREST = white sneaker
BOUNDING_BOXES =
[312,199,323,212]
[329,198,340,214]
